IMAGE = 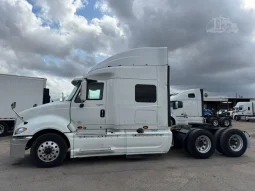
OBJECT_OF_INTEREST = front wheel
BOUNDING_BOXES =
[31,133,67,168]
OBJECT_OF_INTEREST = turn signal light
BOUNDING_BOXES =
[77,126,83,129]
[143,126,148,129]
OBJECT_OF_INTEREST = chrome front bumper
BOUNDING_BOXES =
[10,136,32,158]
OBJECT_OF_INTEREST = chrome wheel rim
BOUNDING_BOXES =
[213,120,218,126]
[224,120,230,126]
[195,135,211,153]
[37,141,60,162]
[229,134,243,152]
[0,125,4,135]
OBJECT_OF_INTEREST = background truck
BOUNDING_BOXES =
[10,47,250,168]
[0,74,51,136]
[233,101,255,121]
[170,89,231,127]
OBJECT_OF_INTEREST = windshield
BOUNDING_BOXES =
[65,84,80,101]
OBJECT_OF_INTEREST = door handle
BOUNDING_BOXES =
[100,109,105,117]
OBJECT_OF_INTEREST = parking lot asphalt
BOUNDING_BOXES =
[0,121,255,191]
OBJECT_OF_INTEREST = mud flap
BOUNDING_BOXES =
[243,131,251,148]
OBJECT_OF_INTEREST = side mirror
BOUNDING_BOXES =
[11,102,16,110]
[33,104,37,107]
[80,80,87,102]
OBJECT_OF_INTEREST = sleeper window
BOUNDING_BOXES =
[188,93,195,98]
[135,84,156,103]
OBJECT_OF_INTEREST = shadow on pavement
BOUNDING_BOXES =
[9,149,191,168]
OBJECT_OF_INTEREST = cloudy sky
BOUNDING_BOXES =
[1,0,255,98]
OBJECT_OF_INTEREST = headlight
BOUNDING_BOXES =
[15,127,27,135]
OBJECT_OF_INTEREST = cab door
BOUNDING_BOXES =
[71,80,126,157]
[172,101,188,125]
[72,81,107,156]
[71,81,106,126]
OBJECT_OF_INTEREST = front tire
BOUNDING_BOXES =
[220,129,247,157]
[31,133,67,168]
[187,129,216,159]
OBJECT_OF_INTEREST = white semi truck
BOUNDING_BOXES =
[170,89,231,127]
[10,47,250,167]
[0,74,51,136]
[233,101,255,121]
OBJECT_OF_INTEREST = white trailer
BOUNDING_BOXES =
[233,101,255,121]
[9,47,250,167]
[0,74,50,136]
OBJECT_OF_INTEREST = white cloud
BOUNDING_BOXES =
[242,0,255,9]
[0,0,128,98]
[2,0,254,99]
[95,0,111,14]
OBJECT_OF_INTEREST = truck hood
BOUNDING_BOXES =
[19,101,70,121]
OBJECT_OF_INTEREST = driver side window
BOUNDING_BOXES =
[75,82,104,103]
[239,105,243,111]
[87,82,104,100]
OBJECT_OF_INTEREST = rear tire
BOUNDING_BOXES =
[222,118,231,127]
[214,128,226,154]
[211,118,219,127]
[220,129,247,157]
[184,129,198,154]
[187,129,216,159]
[219,117,224,127]
[31,133,67,168]
[0,122,8,137]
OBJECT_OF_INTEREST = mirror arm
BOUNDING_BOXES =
[12,108,27,124]
[11,104,27,125]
